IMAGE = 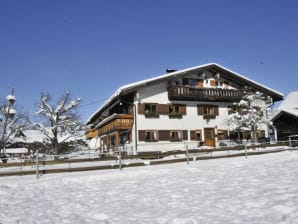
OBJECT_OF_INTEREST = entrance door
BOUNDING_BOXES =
[204,128,215,147]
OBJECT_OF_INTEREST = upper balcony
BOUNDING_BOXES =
[168,85,245,102]
[97,114,134,136]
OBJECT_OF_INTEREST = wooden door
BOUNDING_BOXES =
[204,128,215,147]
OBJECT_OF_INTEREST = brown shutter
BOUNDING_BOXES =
[138,130,145,141]
[158,104,169,115]
[224,130,228,139]
[214,105,219,116]
[261,130,265,138]
[190,130,196,140]
[180,104,187,115]
[197,105,204,115]
[183,130,188,140]
[158,130,170,141]
[138,103,145,114]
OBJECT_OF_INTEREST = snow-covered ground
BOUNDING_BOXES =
[0,151,298,224]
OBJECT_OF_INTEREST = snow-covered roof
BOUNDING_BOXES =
[272,91,298,121]
[6,148,29,154]
[278,91,298,110]
[87,63,284,124]
[14,129,84,143]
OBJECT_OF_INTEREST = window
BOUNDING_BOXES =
[144,104,158,118]
[145,131,158,142]
[204,105,218,119]
[170,131,182,141]
[169,105,182,118]
[183,78,203,88]
[217,130,228,140]
[191,130,202,141]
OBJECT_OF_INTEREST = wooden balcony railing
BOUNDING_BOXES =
[168,85,245,102]
[97,114,134,136]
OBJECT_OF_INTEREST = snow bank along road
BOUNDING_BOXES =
[0,151,298,224]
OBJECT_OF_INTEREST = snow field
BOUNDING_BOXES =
[0,151,298,224]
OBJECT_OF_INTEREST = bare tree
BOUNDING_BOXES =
[226,91,268,143]
[34,91,85,156]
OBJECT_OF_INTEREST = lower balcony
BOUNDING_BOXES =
[97,114,134,136]
[168,85,245,102]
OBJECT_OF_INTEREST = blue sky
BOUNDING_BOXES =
[0,0,297,121]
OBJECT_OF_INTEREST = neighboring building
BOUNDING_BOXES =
[86,63,283,154]
[271,91,298,141]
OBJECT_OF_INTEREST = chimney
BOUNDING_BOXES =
[166,69,177,73]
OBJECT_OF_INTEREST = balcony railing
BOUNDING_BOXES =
[168,85,245,102]
[97,114,134,136]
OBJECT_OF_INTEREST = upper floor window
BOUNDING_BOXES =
[169,104,182,118]
[197,104,219,119]
[144,104,158,118]
[183,78,203,88]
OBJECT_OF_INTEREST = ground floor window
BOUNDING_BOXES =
[217,129,228,140]
[190,130,202,141]
[170,130,182,141]
[145,130,158,142]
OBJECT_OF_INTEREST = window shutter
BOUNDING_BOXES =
[214,105,219,116]
[158,104,169,115]
[180,104,187,115]
[158,130,170,141]
[138,103,145,114]
[138,130,145,141]
[197,105,204,115]
[261,130,265,138]
[224,130,228,139]
[183,130,188,140]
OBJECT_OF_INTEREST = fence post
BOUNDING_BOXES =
[185,142,190,165]
[244,144,247,159]
[119,145,123,170]
[20,157,23,176]
[36,149,39,179]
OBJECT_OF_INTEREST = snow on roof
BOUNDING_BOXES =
[87,63,284,123]
[272,91,298,121]
[278,91,298,110]
[6,148,29,154]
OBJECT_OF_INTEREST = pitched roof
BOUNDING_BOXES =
[272,91,298,121]
[87,63,284,124]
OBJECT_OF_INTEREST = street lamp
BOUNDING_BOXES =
[1,88,16,162]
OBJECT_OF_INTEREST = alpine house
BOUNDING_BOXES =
[86,63,283,154]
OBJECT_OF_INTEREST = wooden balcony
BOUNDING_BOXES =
[97,114,134,136]
[168,85,245,102]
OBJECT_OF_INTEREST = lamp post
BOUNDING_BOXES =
[1,88,16,161]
